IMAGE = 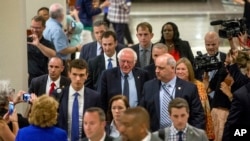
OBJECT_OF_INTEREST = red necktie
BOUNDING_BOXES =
[49,82,55,96]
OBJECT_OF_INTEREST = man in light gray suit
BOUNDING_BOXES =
[115,107,162,141]
[154,98,208,141]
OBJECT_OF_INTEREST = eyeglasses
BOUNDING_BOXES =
[30,26,43,30]
[119,59,135,65]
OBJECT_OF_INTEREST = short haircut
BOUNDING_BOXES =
[93,20,108,29]
[160,22,180,43]
[85,107,106,121]
[29,95,59,127]
[168,98,190,115]
[136,22,153,33]
[117,48,138,62]
[153,43,168,52]
[37,7,49,14]
[31,15,46,27]
[0,80,13,111]
[123,106,150,129]
[176,57,195,83]
[107,95,130,123]
[49,3,63,19]
[48,56,64,66]
[101,30,117,41]
[166,54,176,67]
[69,59,89,73]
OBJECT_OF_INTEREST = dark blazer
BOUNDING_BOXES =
[131,43,154,67]
[86,54,119,90]
[55,86,101,137]
[29,74,70,96]
[174,39,194,64]
[82,134,114,141]
[139,77,205,132]
[79,41,125,62]
[222,82,250,141]
[143,63,156,80]
[99,67,149,112]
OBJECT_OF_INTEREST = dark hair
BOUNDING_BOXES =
[107,95,129,123]
[85,107,106,121]
[101,30,117,41]
[123,106,150,129]
[168,98,189,115]
[69,59,88,73]
[159,22,180,43]
[37,7,49,14]
[32,15,46,27]
[136,22,153,33]
[93,20,108,29]
[235,51,250,68]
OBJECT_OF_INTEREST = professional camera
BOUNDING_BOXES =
[194,51,223,72]
[210,18,247,38]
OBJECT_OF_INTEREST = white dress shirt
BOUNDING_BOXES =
[46,76,61,95]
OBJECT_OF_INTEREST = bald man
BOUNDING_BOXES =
[140,54,205,132]
[43,3,82,61]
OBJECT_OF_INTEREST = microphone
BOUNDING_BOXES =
[210,20,224,26]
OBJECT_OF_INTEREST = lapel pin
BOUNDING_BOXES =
[178,87,181,90]
[137,76,140,79]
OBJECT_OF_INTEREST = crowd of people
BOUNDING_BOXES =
[2,0,250,141]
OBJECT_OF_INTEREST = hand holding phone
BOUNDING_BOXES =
[8,102,14,115]
[23,93,31,102]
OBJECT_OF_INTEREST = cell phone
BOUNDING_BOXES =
[23,93,31,102]
[27,37,33,42]
[8,102,14,114]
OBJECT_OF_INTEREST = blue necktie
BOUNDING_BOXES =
[178,131,183,141]
[123,74,129,101]
[71,93,79,141]
[108,58,113,69]
[160,84,172,128]
[141,49,147,67]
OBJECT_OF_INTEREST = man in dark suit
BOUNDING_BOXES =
[116,107,162,141]
[54,59,100,141]
[83,107,114,141]
[29,57,70,96]
[86,31,120,90]
[140,53,205,132]
[143,43,168,80]
[222,81,250,141]
[99,48,149,113]
[131,22,154,68]
[79,20,125,62]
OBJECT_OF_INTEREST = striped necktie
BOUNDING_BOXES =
[160,84,172,128]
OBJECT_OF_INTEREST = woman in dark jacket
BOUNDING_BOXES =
[159,22,194,64]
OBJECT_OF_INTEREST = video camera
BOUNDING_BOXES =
[210,18,247,38]
[194,51,223,72]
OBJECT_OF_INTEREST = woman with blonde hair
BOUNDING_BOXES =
[175,57,215,140]
[16,95,67,141]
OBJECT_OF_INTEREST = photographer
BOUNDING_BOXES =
[195,31,229,141]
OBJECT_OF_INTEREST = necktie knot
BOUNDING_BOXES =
[74,92,79,98]
[107,58,113,69]
[49,82,56,96]
[178,131,183,141]
[124,74,129,79]
[51,82,55,87]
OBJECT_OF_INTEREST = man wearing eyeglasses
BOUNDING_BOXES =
[27,15,56,86]
[98,48,149,113]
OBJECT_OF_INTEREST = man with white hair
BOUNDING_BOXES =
[98,48,149,113]
[43,3,81,61]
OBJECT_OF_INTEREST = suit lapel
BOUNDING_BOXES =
[92,41,98,57]
[154,80,161,119]
[116,68,122,92]
[62,87,70,129]
[84,88,89,113]
[99,55,106,73]
[41,75,48,94]
[132,69,140,99]
[174,77,184,98]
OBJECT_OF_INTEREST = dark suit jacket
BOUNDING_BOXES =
[99,67,149,112]
[175,39,194,64]
[139,77,205,132]
[131,43,154,67]
[55,86,101,138]
[29,74,70,96]
[79,41,125,62]
[86,54,119,90]
[82,134,114,141]
[143,63,156,80]
[222,82,250,141]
